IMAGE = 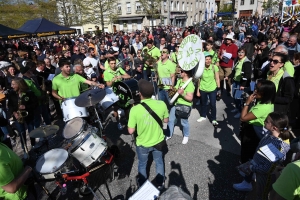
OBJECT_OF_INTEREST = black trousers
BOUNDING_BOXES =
[240,123,260,163]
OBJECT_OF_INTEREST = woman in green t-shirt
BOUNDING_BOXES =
[196,52,220,126]
[239,80,276,163]
[230,47,252,118]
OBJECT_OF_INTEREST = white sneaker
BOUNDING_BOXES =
[234,112,241,118]
[166,136,171,141]
[182,137,189,144]
[231,108,238,113]
[195,100,200,106]
[233,180,253,192]
[197,117,206,122]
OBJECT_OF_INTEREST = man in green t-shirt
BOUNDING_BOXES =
[157,47,176,106]
[128,79,169,189]
[0,138,32,200]
[52,59,104,101]
[142,39,161,83]
[103,57,131,130]
[167,69,195,144]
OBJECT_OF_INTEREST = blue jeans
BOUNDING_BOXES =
[158,89,170,107]
[15,119,35,149]
[200,89,217,121]
[232,81,244,112]
[136,146,164,185]
[239,33,244,42]
[167,106,190,137]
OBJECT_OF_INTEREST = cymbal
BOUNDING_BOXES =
[29,125,60,138]
[75,89,106,107]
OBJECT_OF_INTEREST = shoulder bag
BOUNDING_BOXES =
[140,102,166,151]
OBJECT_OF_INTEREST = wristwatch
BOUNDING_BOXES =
[244,103,250,106]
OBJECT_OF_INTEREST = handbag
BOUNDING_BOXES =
[140,102,166,151]
[175,104,191,119]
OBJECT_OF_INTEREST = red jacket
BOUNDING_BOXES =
[218,43,238,68]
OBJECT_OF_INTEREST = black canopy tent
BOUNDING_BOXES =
[0,24,31,39]
[18,18,76,37]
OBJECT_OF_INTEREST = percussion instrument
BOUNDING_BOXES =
[75,89,106,107]
[63,117,91,141]
[112,79,140,109]
[68,127,108,167]
[170,34,205,104]
[35,148,72,180]
[61,97,89,122]
[29,125,60,138]
[99,87,119,110]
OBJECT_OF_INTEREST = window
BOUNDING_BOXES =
[191,3,192,11]
[196,0,198,8]
[250,0,254,4]
[186,2,189,11]
[182,2,184,11]
[177,1,179,11]
[171,1,173,11]
[163,1,167,10]
[126,2,131,13]
[241,0,244,5]
[136,2,141,11]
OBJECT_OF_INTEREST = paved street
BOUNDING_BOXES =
[14,94,249,200]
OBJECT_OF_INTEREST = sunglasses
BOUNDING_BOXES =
[270,59,282,65]
[180,70,185,73]
[161,51,168,54]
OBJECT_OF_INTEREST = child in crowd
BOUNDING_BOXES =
[90,73,100,89]
[84,62,95,79]
[233,112,290,200]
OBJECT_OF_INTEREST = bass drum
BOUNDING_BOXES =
[112,79,140,109]
[99,87,119,110]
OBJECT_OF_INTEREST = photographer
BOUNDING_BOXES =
[253,41,270,80]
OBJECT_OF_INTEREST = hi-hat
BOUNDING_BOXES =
[75,89,106,107]
[29,125,59,138]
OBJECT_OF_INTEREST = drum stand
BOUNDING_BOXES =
[150,75,158,100]
[92,105,103,137]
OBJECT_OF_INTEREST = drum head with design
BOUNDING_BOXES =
[63,118,85,139]
[35,148,68,174]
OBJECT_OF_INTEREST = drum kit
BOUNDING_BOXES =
[26,78,140,199]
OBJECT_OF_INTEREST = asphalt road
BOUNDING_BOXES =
[14,94,250,200]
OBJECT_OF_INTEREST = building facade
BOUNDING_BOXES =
[236,0,265,18]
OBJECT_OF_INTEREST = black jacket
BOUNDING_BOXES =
[294,65,300,99]
[230,57,252,87]
[274,71,295,114]
[7,90,37,123]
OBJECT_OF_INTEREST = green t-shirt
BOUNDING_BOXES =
[199,65,219,92]
[52,73,86,99]
[0,143,27,200]
[267,68,284,91]
[248,102,274,126]
[157,59,176,89]
[142,46,161,70]
[273,160,300,200]
[103,67,126,82]
[128,98,169,147]
[284,61,295,77]
[104,59,119,70]
[170,52,178,64]
[24,79,41,97]
[174,78,195,106]
[233,57,246,82]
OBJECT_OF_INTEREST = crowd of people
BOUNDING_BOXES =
[0,15,300,199]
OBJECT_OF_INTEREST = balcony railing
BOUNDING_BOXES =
[117,10,122,14]
[136,9,143,14]
[126,8,131,14]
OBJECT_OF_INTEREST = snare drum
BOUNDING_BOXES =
[68,127,107,167]
[35,148,72,180]
[112,79,140,109]
[63,117,90,141]
[61,97,89,122]
[99,87,119,110]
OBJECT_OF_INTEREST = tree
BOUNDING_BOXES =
[56,0,83,26]
[0,0,58,29]
[139,0,162,27]
[262,0,281,15]
[77,0,118,32]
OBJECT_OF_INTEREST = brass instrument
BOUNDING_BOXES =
[142,48,157,68]
[17,99,28,123]
[168,87,178,99]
